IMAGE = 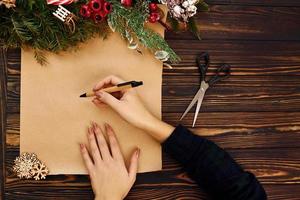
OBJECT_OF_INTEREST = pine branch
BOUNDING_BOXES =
[1,0,112,63]
[1,0,182,64]
[196,1,209,12]
[34,49,47,66]
[11,16,32,42]
[108,0,180,63]
[167,14,180,32]
[188,17,201,40]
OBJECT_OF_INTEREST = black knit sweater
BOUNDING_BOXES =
[162,125,267,200]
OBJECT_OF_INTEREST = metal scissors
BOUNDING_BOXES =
[180,52,231,127]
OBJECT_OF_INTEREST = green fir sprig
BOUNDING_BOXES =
[1,0,109,65]
[0,0,181,65]
[166,0,209,40]
[107,0,180,63]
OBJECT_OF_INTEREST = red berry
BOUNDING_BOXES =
[149,3,158,12]
[80,4,92,18]
[89,0,102,12]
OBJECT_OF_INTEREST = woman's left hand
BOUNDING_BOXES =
[80,122,140,200]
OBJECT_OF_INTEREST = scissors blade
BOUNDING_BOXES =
[180,89,203,121]
[180,81,209,121]
[192,82,209,127]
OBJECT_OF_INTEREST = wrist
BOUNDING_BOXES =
[142,115,175,143]
[95,196,122,200]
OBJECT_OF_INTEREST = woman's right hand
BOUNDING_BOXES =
[92,75,155,130]
[91,75,174,142]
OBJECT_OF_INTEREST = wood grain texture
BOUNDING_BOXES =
[166,5,300,40]
[5,112,300,149]
[1,0,300,199]
[0,48,8,200]
[206,0,300,7]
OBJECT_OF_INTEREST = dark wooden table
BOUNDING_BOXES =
[1,0,300,199]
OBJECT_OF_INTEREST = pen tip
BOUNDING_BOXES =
[79,93,87,98]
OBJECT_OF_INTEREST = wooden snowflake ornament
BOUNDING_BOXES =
[33,162,49,180]
[13,152,49,180]
[13,152,39,179]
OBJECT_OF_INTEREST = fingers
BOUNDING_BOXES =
[93,75,125,91]
[79,143,94,173]
[92,98,104,107]
[81,123,139,183]
[88,127,102,163]
[128,148,140,182]
[92,122,111,161]
[105,123,123,161]
[95,91,120,110]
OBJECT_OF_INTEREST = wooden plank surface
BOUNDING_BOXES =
[166,6,300,40]
[0,48,8,200]
[1,0,300,199]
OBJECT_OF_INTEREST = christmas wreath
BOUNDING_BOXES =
[0,0,208,65]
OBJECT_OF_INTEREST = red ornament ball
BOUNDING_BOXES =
[80,4,92,18]
[149,3,158,12]
[121,0,132,7]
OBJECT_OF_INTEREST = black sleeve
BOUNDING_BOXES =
[162,124,267,200]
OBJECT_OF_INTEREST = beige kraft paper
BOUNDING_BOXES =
[20,8,167,174]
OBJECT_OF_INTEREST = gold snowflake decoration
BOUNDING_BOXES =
[13,152,49,180]
[33,162,49,180]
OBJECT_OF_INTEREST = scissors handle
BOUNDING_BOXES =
[196,52,210,81]
[208,64,231,86]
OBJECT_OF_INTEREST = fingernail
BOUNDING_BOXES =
[88,128,93,135]
[96,91,103,98]
[79,143,84,149]
[91,121,95,128]
[104,123,108,132]
[106,123,112,130]
[136,148,140,158]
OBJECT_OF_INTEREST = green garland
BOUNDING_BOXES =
[107,0,179,62]
[1,0,111,64]
[0,0,208,65]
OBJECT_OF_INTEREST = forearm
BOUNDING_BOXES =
[140,115,175,143]
[162,125,267,199]
[95,197,121,200]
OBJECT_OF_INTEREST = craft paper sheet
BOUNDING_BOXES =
[20,14,166,174]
